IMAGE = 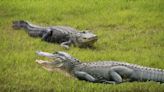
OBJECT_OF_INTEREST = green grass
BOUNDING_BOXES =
[0,0,164,91]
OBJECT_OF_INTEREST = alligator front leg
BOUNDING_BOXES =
[74,71,117,84]
[60,40,72,49]
[74,71,97,82]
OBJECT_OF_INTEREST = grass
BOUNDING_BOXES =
[0,0,164,91]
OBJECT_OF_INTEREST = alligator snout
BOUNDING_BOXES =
[36,51,55,58]
[90,36,98,41]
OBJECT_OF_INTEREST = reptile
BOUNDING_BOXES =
[35,51,164,84]
[12,20,97,49]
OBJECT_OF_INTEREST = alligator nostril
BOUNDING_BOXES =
[89,36,98,41]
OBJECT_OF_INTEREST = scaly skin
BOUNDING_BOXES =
[35,51,164,84]
[12,20,97,49]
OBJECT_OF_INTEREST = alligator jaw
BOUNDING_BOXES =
[36,51,80,74]
[35,59,58,72]
[35,51,65,70]
[35,59,71,77]
[36,51,56,58]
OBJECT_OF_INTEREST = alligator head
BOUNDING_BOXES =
[76,31,98,47]
[35,51,81,73]
[12,20,28,29]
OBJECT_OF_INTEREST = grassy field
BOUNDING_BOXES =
[0,0,164,91]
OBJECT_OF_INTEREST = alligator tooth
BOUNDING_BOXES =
[35,59,48,64]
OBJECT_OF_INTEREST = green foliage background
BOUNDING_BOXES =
[0,0,164,91]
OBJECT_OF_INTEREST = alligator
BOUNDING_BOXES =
[35,51,164,84]
[12,20,97,49]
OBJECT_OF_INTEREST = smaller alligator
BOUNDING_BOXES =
[35,51,164,84]
[12,20,97,49]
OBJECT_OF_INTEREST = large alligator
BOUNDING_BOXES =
[35,51,164,84]
[12,20,97,49]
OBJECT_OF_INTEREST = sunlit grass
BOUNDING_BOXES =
[0,0,164,91]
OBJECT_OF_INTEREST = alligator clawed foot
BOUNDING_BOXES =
[60,45,69,49]
[101,80,116,84]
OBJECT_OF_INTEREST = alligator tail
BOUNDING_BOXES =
[134,68,164,83]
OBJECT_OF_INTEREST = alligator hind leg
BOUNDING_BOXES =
[108,66,134,83]
[41,29,52,42]
[108,70,123,83]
